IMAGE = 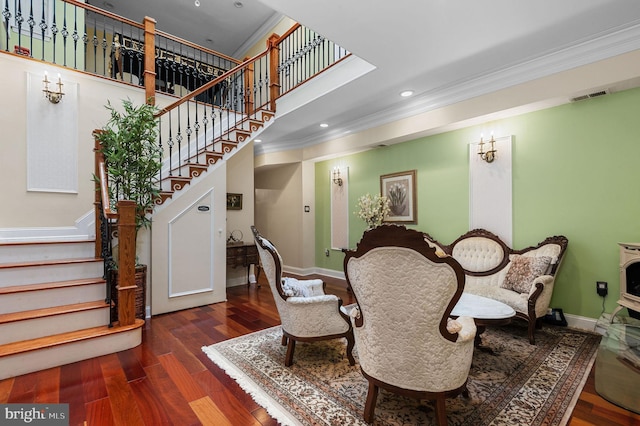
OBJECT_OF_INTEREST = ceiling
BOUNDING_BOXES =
[95,0,281,57]
[96,0,640,158]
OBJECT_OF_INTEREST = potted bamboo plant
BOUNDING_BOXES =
[97,98,162,320]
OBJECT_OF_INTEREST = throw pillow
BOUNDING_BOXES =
[281,277,312,297]
[501,255,552,294]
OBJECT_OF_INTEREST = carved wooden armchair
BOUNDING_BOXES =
[251,226,355,367]
[344,225,476,425]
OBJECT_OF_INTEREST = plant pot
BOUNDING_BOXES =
[109,265,147,320]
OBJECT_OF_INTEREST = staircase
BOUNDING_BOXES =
[0,240,143,380]
[156,107,274,205]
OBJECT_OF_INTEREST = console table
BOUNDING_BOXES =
[226,243,260,285]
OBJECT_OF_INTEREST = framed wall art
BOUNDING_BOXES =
[380,170,417,224]
[226,193,243,210]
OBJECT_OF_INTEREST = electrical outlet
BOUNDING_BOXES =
[596,281,608,297]
[325,249,330,257]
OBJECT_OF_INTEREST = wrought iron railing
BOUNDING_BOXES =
[93,133,118,328]
[153,48,273,196]
[1,0,239,97]
[275,23,350,96]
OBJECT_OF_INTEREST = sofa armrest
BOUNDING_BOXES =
[527,275,555,317]
[284,295,351,336]
[453,315,477,343]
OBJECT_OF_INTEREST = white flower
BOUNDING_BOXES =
[354,193,391,229]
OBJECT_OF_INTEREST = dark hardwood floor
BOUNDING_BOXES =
[1,274,638,425]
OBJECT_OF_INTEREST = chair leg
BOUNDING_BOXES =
[461,383,470,399]
[434,397,448,426]
[363,381,379,424]
[528,319,536,345]
[284,339,296,367]
[281,335,288,346]
[345,331,356,366]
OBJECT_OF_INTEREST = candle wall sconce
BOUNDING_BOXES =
[43,71,64,104]
[478,133,497,163]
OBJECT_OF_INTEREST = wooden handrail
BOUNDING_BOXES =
[275,23,302,46]
[93,132,117,220]
[155,29,240,65]
[98,162,117,219]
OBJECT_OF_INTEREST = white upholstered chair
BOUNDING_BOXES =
[343,225,477,425]
[251,226,355,367]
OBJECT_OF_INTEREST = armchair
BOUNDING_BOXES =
[344,225,476,425]
[251,226,355,367]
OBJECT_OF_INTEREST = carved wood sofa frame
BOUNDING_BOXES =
[424,229,569,345]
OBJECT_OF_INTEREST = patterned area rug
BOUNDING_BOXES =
[202,323,601,426]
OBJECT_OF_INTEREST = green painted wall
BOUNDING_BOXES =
[316,86,640,320]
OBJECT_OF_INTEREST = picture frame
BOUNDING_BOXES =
[380,170,417,223]
[226,193,243,210]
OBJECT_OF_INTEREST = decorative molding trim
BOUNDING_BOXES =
[258,21,640,155]
[0,210,95,242]
[167,190,215,298]
[233,13,285,59]
[565,312,599,335]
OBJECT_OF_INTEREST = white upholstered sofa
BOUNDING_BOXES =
[424,229,568,344]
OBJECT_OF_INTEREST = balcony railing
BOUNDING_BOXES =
[1,0,240,98]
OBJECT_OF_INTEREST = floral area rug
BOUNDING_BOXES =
[202,323,601,426]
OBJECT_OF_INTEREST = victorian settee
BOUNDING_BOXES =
[424,229,568,344]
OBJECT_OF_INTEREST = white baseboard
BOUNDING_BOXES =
[564,312,599,334]
[0,210,95,242]
[284,266,346,279]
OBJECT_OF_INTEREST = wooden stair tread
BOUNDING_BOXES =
[0,319,144,357]
[0,300,109,325]
[0,277,105,295]
[0,257,102,269]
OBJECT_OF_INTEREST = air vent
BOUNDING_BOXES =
[571,89,609,102]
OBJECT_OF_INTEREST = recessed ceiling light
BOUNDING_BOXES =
[400,90,414,97]
[254,139,262,143]
[194,0,200,6]
[102,1,114,9]
[234,1,243,7]
[205,38,213,44]
[320,123,329,128]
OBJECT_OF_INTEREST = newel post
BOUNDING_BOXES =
[143,16,157,105]
[268,33,280,112]
[243,56,255,115]
[116,200,137,326]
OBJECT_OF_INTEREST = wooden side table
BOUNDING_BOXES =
[226,243,260,286]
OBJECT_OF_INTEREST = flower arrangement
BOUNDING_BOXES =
[355,193,390,229]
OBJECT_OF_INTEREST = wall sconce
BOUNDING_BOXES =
[43,71,64,104]
[332,167,343,186]
[478,133,497,163]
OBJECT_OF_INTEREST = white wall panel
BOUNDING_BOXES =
[469,135,513,245]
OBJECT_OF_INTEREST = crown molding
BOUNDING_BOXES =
[257,20,640,156]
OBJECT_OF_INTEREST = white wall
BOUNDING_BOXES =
[226,141,256,286]
[254,162,305,272]
[0,53,146,229]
